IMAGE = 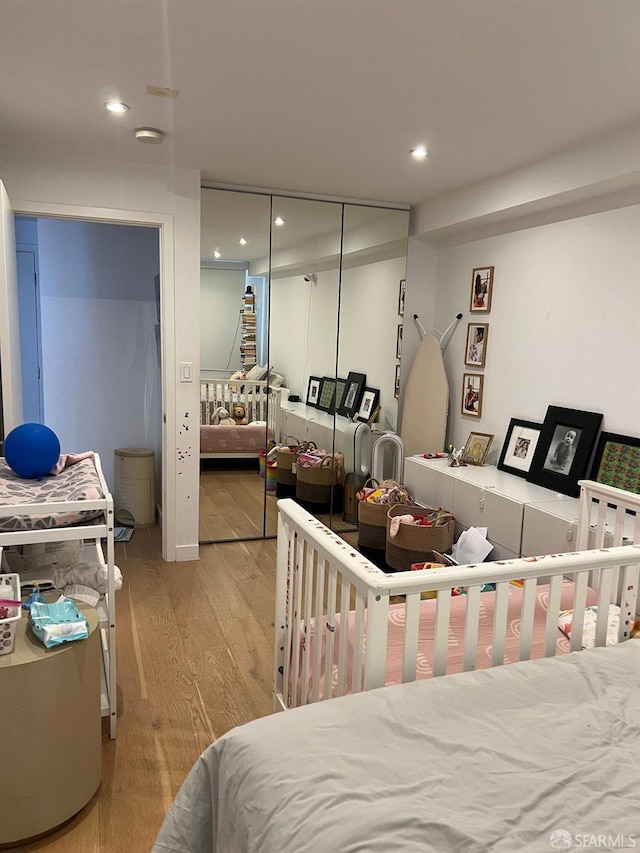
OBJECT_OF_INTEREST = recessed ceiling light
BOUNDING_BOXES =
[410,145,428,160]
[135,127,164,144]
[213,250,221,259]
[105,101,129,113]
[273,217,285,226]
[239,237,248,245]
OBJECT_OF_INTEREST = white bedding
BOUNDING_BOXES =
[153,642,640,853]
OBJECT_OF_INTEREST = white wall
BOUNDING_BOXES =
[1,153,201,561]
[36,218,160,492]
[200,268,246,372]
[425,204,640,463]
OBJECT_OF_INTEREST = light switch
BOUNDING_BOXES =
[180,361,193,382]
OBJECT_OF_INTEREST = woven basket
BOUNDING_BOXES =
[276,439,314,497]
[357,479,408,551]
[296,454,343,508]
[385,504,455,572]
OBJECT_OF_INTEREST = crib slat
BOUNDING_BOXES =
[310,557,326,704]
[544,574,563,657]
[282,534,298,708]
[462,585,481,672]
[491,582,509,666]
[402,594,421,683]
[336,579,350,697]
[619,562,639,641]
[289,538,306,708]
[363,592,389,691]
[594,500,608,547]
[300,548,315,703]
[569,570,590,652]
[432,590,451,677]
[323,564,338,702]
[595,567,614,646]
[351,591,366,693]
[518,578,537,661]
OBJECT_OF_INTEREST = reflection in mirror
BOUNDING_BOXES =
[199,188,272,542]
[267,197,343,536]
[198,186,410,545]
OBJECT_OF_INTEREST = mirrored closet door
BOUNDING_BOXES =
[199,187,408,544]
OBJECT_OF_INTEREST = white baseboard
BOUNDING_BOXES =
[175,543,199,561]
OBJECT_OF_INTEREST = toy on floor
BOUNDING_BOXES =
[232,403,248,425]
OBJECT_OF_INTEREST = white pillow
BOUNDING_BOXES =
[245,364,268,381]
[269,371,284,387]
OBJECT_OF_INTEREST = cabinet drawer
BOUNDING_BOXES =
[452,482,522,553]
[521,504,577,557]
[404,460,454,512]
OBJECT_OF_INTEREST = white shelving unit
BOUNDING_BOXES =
[0,453,117,738]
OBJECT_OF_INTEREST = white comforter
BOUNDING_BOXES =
[153,642,640,853]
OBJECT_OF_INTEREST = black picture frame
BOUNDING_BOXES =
[356,387,380,424]
[337,371,366,419]
[589,431,640,494]
[527,406,603,497]
[317,376,337,413]
[306,376,322,408]
[497,418,543,479]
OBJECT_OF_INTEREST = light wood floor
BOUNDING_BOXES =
[10,526,278,853]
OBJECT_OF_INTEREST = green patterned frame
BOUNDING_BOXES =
[589,432,640,494]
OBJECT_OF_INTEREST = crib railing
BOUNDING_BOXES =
[274,495,640,711]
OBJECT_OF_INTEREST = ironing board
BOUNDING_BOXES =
[400,335,448,456]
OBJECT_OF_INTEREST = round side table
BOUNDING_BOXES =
[0,603,101,847]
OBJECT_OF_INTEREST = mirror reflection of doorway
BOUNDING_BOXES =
[198,187,409,545]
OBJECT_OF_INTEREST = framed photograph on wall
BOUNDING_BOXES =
[461,373,484,418]
[589,431,640,494]
[306,376,322,408]
[462,431,494,466]
[527,405,603,497]
[337,371,366,418]
[396,324,403,360]
[464,322,489,368]
[357,387,380,424]
[398,279,406,316]
[394,364,401,399]
[317,376,337,413]
[470,266,494,313]
[497,418,543,478]
[334,377,348,414]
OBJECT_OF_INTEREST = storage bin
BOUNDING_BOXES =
[276,437,302,497]
[357,479,413,552]
[296,455,343,511]
[0,573,21,656]
[385,504,455,572]
[114,448,155,528]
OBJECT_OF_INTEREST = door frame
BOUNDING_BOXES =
[11,198,177,562]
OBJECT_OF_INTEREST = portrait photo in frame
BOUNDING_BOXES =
[394,364,401,399]
[398,279,406,316]
[589,431,640,494]
[337,371,366,418]
[357,387,380,424]
[306,376,321,408]
[497,418,542,478]
[461,373,484,418]
[396,324,403,360]
[462,431,494,466]
[464,322,489,368]
[470,266,494,313]
[527,405,603,497]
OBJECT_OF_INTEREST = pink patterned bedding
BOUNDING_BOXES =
[300,579,598,700]
[0,457,105,531]
[200,423,274,455]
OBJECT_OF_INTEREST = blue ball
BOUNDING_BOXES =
[4,423,61,480]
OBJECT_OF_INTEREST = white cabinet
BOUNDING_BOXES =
[404,456,579,559]
[279,402,347,454]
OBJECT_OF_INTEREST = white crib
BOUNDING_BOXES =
[274,479,640,711]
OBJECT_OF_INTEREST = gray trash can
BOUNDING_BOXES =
[114,448,155,528]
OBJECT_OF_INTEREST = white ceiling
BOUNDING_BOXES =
[1,0,639,207]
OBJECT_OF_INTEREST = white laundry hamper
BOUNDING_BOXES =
[114,448,156,528]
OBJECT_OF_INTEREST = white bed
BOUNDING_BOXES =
[0,452,117,738]
[153,640,640,852]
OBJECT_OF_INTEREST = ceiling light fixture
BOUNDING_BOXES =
[105,101,129,113]
[273,217,285,226]
[213,250,221,259]
[135,127,164,144]
[410,145,428,160]
[239,237,248,245]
